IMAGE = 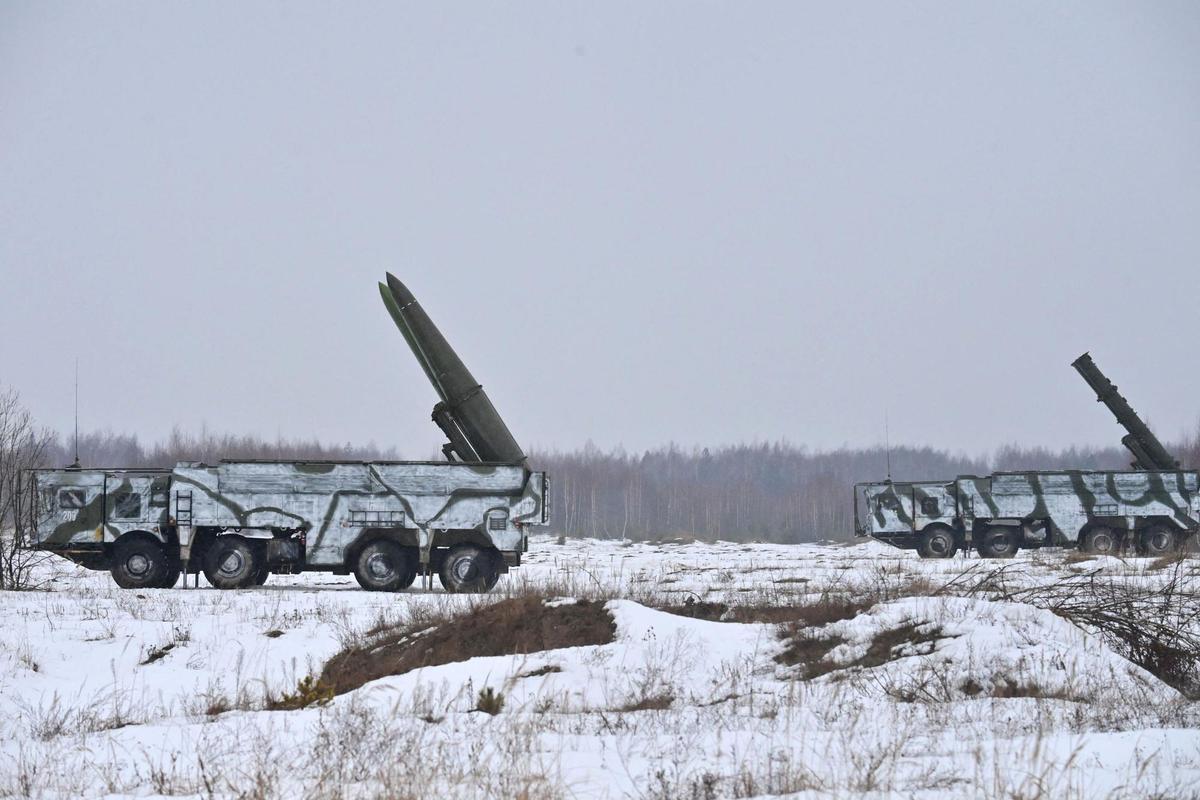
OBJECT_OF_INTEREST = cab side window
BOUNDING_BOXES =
[112,492,142,519]
[58,488,87,509]
[877,495,900,511]
[921,497,940,516]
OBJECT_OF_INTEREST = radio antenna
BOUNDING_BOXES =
[884,410,892,482]
[70,359,80,469]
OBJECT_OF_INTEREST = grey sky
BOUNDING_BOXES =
[2,2,1198,459]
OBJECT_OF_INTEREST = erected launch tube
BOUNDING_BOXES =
[1071,352,1179,471]
[379,273,527,465]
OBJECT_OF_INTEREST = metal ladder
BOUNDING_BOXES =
[176,491,194,588]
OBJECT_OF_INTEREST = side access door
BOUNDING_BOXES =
[912,484,956,531]
[103,473,171,541]
[873,484,917,533]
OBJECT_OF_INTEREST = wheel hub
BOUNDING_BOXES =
[127,554,150,576]
[367,553,394,580]
[452,557,478,583]
[219,551,245,576]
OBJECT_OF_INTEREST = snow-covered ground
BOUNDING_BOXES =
[2,535,1199,799]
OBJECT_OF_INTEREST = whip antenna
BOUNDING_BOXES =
[70,359,80,469]
[884,410,892,481]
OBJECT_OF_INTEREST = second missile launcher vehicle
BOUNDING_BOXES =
[26,274,549,592]
[855,354,1198,558]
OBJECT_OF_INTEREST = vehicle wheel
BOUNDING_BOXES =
[397,568,417,590]
[353,540,415,592]
[203,537,261,590]
[111,538,170,590]
[155,562,182,588]
[1139,525,1178,556]
[254,568,270,586]
[917,527,958,559]
[975,526,1019,559]
[438,545,500,593]
[1079,526,1120,555]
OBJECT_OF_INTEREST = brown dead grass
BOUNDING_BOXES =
[960,677,1076,700]
[776,632,847,676]
[659,593,877,627]
[1148,552,1188,571]
[319,596,615,696]
[853,622,948,669]
[777,619,950,680]
[620,692,675,711]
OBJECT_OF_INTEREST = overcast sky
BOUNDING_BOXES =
[2,2,1198,459]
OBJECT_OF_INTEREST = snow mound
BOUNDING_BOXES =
[353,599,775,713]
[790,595,1178,703]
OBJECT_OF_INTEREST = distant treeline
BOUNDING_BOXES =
[39,424,1200,543]
[45,427,399,468]
[529,442,1134,543]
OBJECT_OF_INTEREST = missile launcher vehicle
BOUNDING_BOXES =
[25,275,549,591]
[855,353,1198,558]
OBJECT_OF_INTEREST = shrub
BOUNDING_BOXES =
[475,687,505,715]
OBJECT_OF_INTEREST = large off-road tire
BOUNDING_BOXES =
[917,527,958,559]
[975,526,1019,559]
[1139,525,1179,556]
[110,537,170,590]
[438,545,500,593]
[203,537,261,590]
[353,540,416,592]
[155,561,182,588]
[1079,526,1120,555]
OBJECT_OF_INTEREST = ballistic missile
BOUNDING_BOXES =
[379,273,527,465]
[1071,352,1179,471]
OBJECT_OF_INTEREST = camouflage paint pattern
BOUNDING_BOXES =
[31,469,173,547]
[855,470,1200,548]
[855,481,956,538]
[31,460,549,567]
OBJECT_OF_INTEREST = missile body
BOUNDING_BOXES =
[380,273,527,465]
[1071,352,1179,470]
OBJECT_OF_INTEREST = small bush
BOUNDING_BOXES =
[269,676,334,711]
[475,687,505,715]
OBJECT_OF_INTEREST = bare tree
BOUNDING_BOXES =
[0,387,54,589]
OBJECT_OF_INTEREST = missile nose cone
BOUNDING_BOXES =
[385,273,418,308]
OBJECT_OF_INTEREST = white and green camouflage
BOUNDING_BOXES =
[30,460,549,571]
[855,469,1199,552]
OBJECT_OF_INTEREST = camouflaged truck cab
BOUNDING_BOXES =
[855,470,1200,559]
[854,480,960,558]
[28,459,549,591]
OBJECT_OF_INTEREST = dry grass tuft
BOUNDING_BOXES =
[268,675,335,711]
[960,677,1076,700]
[1148,552,1188,571]
[474,687,505,715]
[620,691,675,711]
[777,619,950,681]
[656,592,877,626]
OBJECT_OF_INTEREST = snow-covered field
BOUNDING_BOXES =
[3,535,1200,799]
